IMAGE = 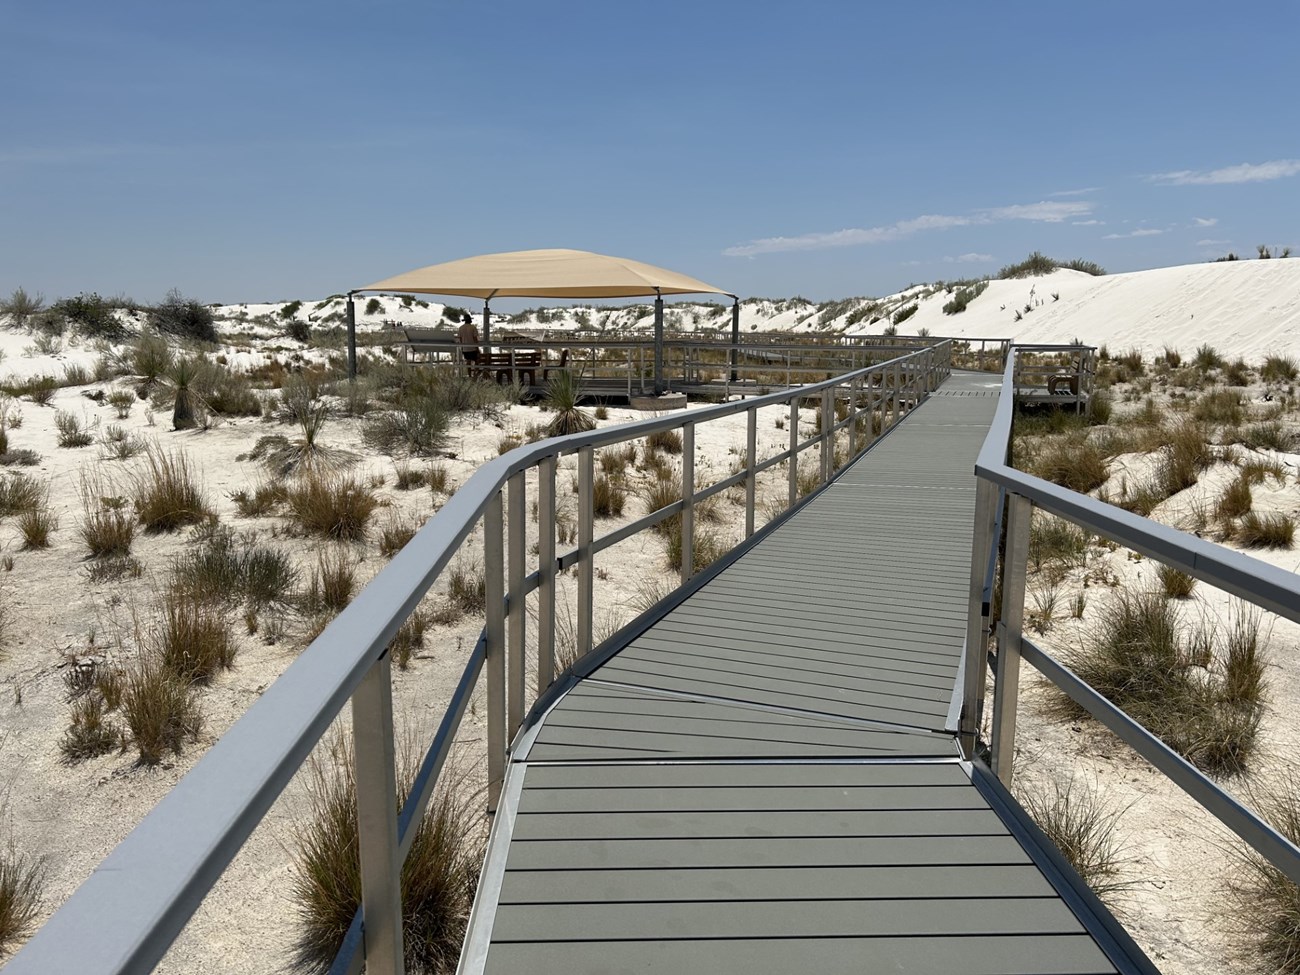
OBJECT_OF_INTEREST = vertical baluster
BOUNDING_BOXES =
[681,423,695,584]
[484,492,505,812]
[892,362,902,427]
[745,407,757,537]
[820,388,832,482]
[992,494,1032,784]
[506,472,526,733]
[537,456,556,695]
[787,398,798,508]
[577,446,594,659]
[352,652,404,975]
[960,478,999,756]
[849,377,859,457]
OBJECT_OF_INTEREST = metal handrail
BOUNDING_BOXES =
[8,342,952,975]
[963,345,1300,890]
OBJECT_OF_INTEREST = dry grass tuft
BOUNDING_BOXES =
[120,655,204,766]
[155,591,237,685]
[1237,511,1296,549]
[133,447,214,533]
[0,837,45,955]
[1032,435,1109,494]
[1230,776,1300,974]
[1019,777,1135,901]
[286,475,377,541]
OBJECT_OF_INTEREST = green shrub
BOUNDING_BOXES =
[0,286,45,330]
[1217,475,1254,522]
[279,300,303,320]
[379,513,418,558]
[22,375,58,406]
[302,548,356,614]
[17,504,56,549]
[1193,390,1244,426]
[646,429,683,455]
[364,297,382,316]
[998,252,1058,279]
[1157,563,1196,598]
[52,292,128,341]
[1240,421,1295,452]
[362,401,450,456]
[592,473,626,518]
[941,282,988,315]
[1231,776,1300,974]
[55,410,94,448]
[60,693,125,763]
[891,303,918,326]
[1261,355,1299,384]
[1194,344,1225,372]
[150,288,216,343]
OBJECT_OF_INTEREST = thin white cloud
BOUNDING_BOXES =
[724,199,1093,257]
[944,253,993,264]
[1049,187,1100,197]
[1197,238,1230,246]
[1102,228,1165,239]
[1193,217,1219,227]
[1072,219,1105,226]
[979,201,1093,223]
[1150,159,1300,186]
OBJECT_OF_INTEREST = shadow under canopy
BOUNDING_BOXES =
[349,248,736,392]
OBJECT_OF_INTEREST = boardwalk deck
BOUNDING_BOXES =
[458,371,1154,975]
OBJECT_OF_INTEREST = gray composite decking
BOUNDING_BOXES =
[459,371,1155,975]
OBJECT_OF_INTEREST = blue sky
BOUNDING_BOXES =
[3,1,1297,306]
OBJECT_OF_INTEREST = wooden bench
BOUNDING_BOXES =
[479,351,542,386]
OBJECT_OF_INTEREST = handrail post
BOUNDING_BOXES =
[745,406,757,537]
[485,492,506,812]
[820,388,832,482]
[351,652,405,975]
[506,471,526,733]
[891,361,901,427]
[788,399,798,507]
[991,493,1031,783]
[681,422,695,583]
[849,377,860,457]
[537,456,556,694]
[577,446,594,658]
[959,477,999,756]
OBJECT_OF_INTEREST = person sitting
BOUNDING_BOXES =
[457,318,481,375]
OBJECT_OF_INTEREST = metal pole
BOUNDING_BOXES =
[788,399,798,507]
[653,292,665,395]
[484,493,505,812]
[729,298,740,383]
[849,377,859,456]
[577,446,594,658]
[991,494,1032,784]
[745,406,757,537]
[820,388,832,482]
[537,456,556,694]
[681,423,695,584]
[959,478,999,755]
[506,472,526,734]
[482,299,492,358]
[351,654,405,975]
[346,292,357,380]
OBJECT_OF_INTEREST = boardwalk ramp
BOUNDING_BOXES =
[460,371,1153,975]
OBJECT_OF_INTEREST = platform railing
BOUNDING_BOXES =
[6,343,952,975]
[961,345,1300,892]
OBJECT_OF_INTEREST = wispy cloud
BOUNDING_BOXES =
[1197,238,1230,246]
[1049,187,1100,197]
[1193,216,1219,227]
[1102,228,1165,239]
[723,200,1093,257]
[944,253,993,264]
[1150,159,1300,186]
[1072,219,1105,226]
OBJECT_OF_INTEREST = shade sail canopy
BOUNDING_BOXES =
[359,248,732,299]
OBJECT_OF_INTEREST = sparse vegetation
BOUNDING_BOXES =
[1019,777,1133,900]
[133,448,214,532]
[285,475,377,541]
[0,837,45,954]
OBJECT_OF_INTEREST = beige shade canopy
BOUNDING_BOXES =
[359,248,733,299]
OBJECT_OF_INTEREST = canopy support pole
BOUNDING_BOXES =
[653,290,665,395]
[729,297,740,383]
[346,292,357,380]
[482,299,492,356]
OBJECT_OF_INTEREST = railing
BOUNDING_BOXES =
[960,345,1300,894]
[7,343,953,975]
[1011,342,1097,415]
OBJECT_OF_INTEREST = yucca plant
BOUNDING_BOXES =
[256,402,356,479]
[165,356,206,430]
[544,371,594,437]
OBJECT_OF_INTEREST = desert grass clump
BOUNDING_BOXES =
[427,462,451,495]
[1261,354,1300,384]
[286,475,377,541]
[0,838,45,955]
[1240,421,1296,453]
[79,493,136,558]
[53,409,93,448]
[1059,590,1265,774]
[288,745,481,974]
[1193,389,1244,426]
[543,371,595,437]
[0,473,44,518]
[388,610,430,670]
[255,402,356,479]
[666,524,726,574]
[17,503,56,549]
[171,528,297,607]
[394,461,429,490]
[431,560,486,624]
[302,548,357,615]
[592,473,626,518]
[1216,474,1254,523]
[21,375,58,406]
[1030,435,1108,494]
[60,693,125,763]
[379,514,418,558]
[133,448,213,532]
[1229,777,1300,974]
[362,399,450,456]
[1029,513,1088,573]
[1018,777,1133,901]
[155,590,237,685]
[230,479,289,517]
[120,655,203,765]
[1195,344,1225,372]
[107,388,136,419]
[1157,563,1196,598]
[1237,512,1296,549]
[646,428,683,455]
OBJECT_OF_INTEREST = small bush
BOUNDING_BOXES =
[80,487,136,558]
[150,288,217,342]
[1261,355,1299,384]
[1195,344,1225,372]
[942,282,988,315]
[1240,421,1296,452]
[107,388,136,418]
[61,363,90,387]
[85,555,143,582]
[130,333,173,391]
[1,286,45,330]
[387,611,430,670]
[155,591,237,685]
[998,252,1058,279]
[288,746,481,974]
[1217,475,1254,522]
[364,297,382,316]
[60,693,125,763]
[17,504,56,549]
[646,429,683,455]
[1157,564,1196,598]
[446,561,486,617]
[1193,390,1244,426]
[302,548,356,614]
[22,375,58,405]
[891,303,918,326]
[362,401,450,456]
[666,524,726,574]
[1230,777,1300,974]
[1019,777,1132,900]
[133,448,214,532]
[592,473,626,518]
[0,838,45,954]
[379,514,418,558]
[394,461,429,490]
[286,475,377,541]
[230,479,289,517]
[1032,435,1108,494]
[427,462,451,494]
[121,656,203,766]
[55,410,94,448]
[0,473,44,516]
[52,292,127,340]
[1238,512,1296,549]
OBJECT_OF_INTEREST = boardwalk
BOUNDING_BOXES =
[463,371,1154,974]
